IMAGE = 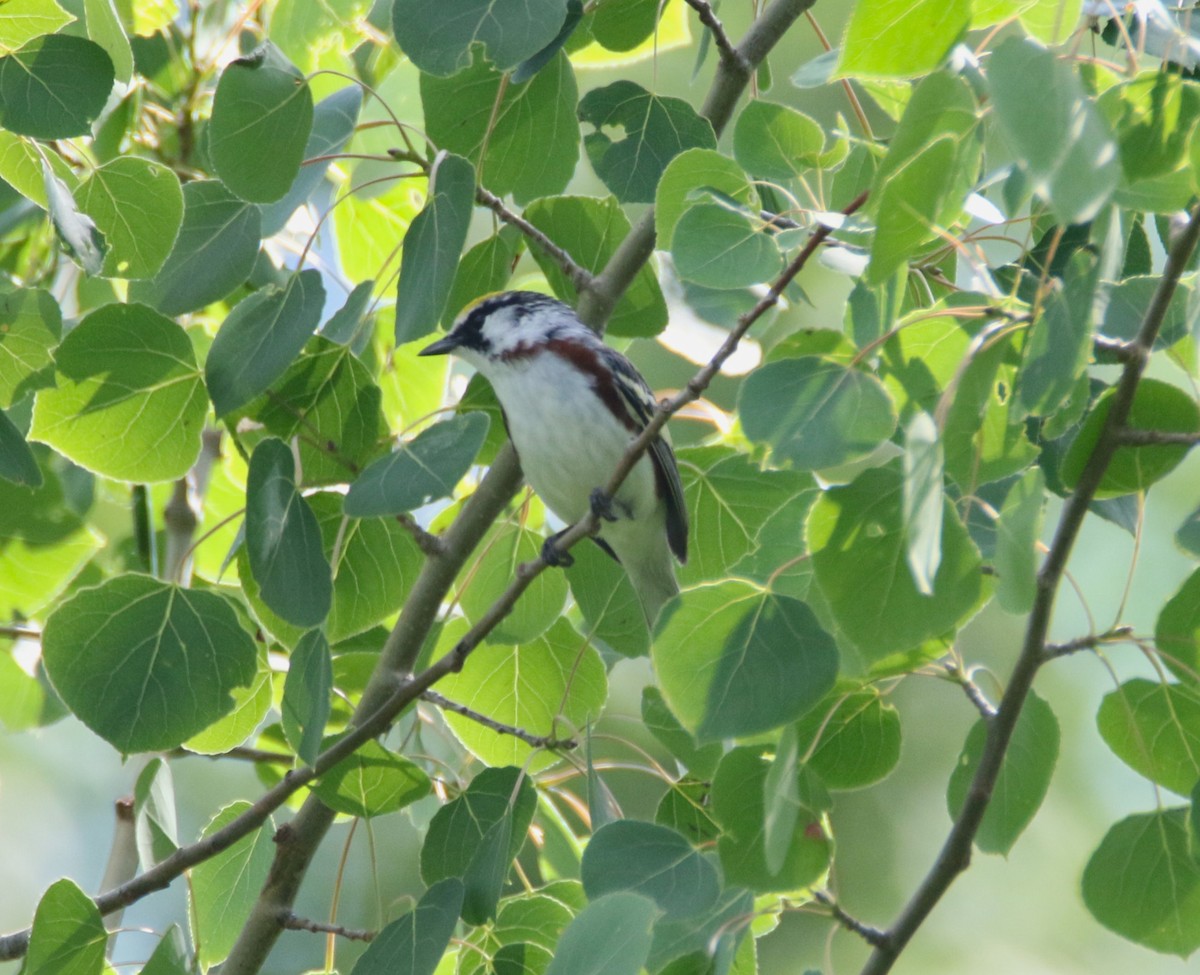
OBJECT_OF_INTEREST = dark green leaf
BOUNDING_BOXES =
[1101,274,1194,349]
[994,467,1044,614]
[311,737,431,817]
[1061,379,1199,499]
[140,928,188,975]
[524,194,667,336]
[652,581,839,742]
[732,100,825,180]
[1098,679,1200,795]
[345,413,490,516]
[322,279,375,346]
[395,152,475,344]
[190,801,275,969]
[209,43,313,203]
[647,887,755,975]
[794,687,903,790]
[655,780,720,846]
[711,746,831,893]
[672,203,783,289]
[1082,809,1200,957]
[763,725,801,875]
[0,35,114,138]
[76,156,183,279]
[391,0,570,76]
[582,820,719,919]
[351,879,465,975]
[24,878,105,975]
[0,407,41,487]
[989,37,1120,224]
[245,438,332,627]
[443,230,521,328]
[739,357,897,471]
[578,80,716,203]
[129,180,262,316]
[281,629,331,765]
[567,541,650,657]
[836,0,970,78]
[809,464,987,659]
[642,685,722,779]
[947,690,1059,854]
[422,52,578,204]
[41,576,258,753]
[206,269,326,417]
[30,303,207,482]
[655,148,756,251]
[543,893,657,975]
[590,0,664,52]
[1157,567,1200,683]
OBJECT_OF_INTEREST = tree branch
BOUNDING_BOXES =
[278,912,375,942]
[943,662,997,721]
[1043,625,1134,661]
[475,185,594,293]
[422,690,577,750]
[813,889,889,948]
[1113,427,1200,447]
[858,202,1200,975]
[682,0,748,72]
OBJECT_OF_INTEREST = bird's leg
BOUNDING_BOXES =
[589,488,620,523]
[541,529,575,568]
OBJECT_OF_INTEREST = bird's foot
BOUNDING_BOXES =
[590,488,619,523]
[541,530,574,568]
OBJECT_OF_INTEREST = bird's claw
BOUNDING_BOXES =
[541,532,574,568]
[590,488,619,523]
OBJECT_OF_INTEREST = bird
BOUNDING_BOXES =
[419,291,688,624]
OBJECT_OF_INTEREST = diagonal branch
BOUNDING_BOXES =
[682,0,749,72]
[475,185,594,292]
[858,201,1200,975]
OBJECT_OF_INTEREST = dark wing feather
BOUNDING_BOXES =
[603,349,689,564]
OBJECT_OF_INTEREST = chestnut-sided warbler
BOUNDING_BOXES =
[419,291,688,623]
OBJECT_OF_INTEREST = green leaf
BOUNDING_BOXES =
[140,928,188,975]
[738,357,898,471]
[184,645,271,754]
[245,438,332,628]
[763,725,801,875]
[652,581,839,742]
[646,887,754,975]
[672,203,783,290]
[543,892,657,975]
[345,413,490,517]
[1018,0,1082,44]
[209,43,313,203]
[1157,568,1200,684]
[352,879,464,975]
[902,412,943,596]
[0,407,41,487]
[133,758,178,869]
[190,801,275,970]
[0,287,60,408]
[436,618,607,771]
[809,464,987,659]
[655,148,756,251]
[261,85,362,235]
[1101,274,1194,349]
[421,766,537,922]
[84,0,133,83]
[1082,809,1200,957]
[655,780,720,847]
[641,686,722,779]
[281,629,331,765]
[76,157,183,279]
[733,100,825,180]
[0,0,72,55]
[42,575,257,753]
[836,0,970,78]
[443,230,521,328]
[566,541,650,658]
[1061,379,1199,499]
[793,688,903,790]
[421,52,578,204]
[1017,250,1100,415]
[0,35,114,138]
[989,36,1120,224]
[321,279,375,345]
[994,467,1044,614]
[581,820,719,919]
[947,690,1059,855]
[524,194,667,336]
[391,0,570,76]
[310,737,431,817]
[458,521,567,644]
[24,878,105,975]
[1098,679,1200,795]
[206,269,326,417]
[30,303,206,482]
[394,152,475,344]
[711,746,831,893]
[129,180,262,316]
[578,80,716,203]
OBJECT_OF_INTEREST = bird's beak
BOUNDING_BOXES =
[418,334,460,357]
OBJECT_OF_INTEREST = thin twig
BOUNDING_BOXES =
[396,513,446,557]
[0,625,40,640]
[683,0,749,71]
[421,690,578,750]
[943,662,997,721]
[859,202,1200,975]
[171,746,295,766]
[812,890,889,949]
[278,912,375,943]
[1093,334,1137,362]
[1043,625,1134,661]
[1113,428,1200,447]
[475,186,594,292]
